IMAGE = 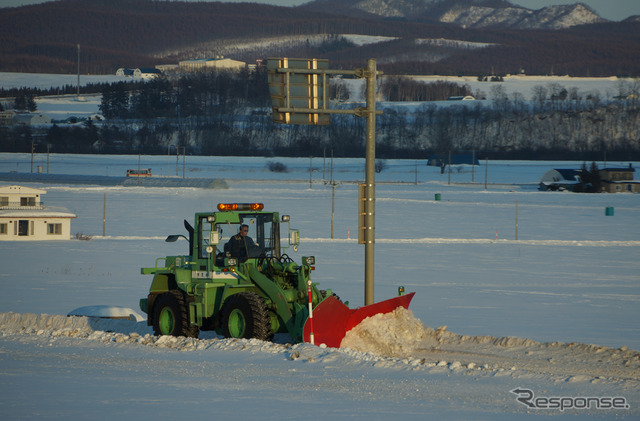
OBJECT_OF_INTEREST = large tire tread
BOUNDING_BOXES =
[152,290,199,338]
[221,292,272,341]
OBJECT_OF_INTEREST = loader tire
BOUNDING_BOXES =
[221,292,271,341]
[152,291,199,338]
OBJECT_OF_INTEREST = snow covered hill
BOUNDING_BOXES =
[303,0,606,29]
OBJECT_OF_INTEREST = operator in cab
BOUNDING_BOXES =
[224,224,259,262]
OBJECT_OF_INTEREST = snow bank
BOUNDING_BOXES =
[2,309,637,388]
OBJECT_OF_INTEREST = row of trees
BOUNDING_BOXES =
[0,92,37,112]
[1,73,639,160]
[99,69,269,120]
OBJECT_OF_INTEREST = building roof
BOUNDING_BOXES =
[0,209,77,218]
[539,169,581,184]
[0,185,46,195]
[138,68,161,74]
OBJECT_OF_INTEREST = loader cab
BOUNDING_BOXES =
[192,203,297,268]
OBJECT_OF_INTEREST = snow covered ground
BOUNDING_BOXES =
[0,153,638,419]
[340,74,628,103]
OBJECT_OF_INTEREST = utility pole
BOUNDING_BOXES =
[330,149,334,184]
[77,44,80,98]
[363,58,377,305]
[330,182,336,239]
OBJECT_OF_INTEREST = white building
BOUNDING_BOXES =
[178,57,246,72]
[0,186,77,241]
[116,67,162,79]
[7,112,51,126]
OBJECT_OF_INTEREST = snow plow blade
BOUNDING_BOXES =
[302,292,415,348]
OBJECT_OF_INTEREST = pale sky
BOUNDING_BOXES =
[3,0,640,21]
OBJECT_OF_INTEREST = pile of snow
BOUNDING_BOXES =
[342,307,439,356]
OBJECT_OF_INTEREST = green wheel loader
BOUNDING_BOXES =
[140,203,414,347]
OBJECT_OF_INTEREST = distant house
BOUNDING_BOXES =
[0,186,77,241]
[178,57,246,72]
[539,165,639,193]
[539,169,582,191]
[599,166,640,193]
[116,67,162,79]
[12,112,51,126]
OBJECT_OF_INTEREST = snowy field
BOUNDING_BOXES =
[0,153,638,419]
[0,71,125,120]
[0,72,128,90]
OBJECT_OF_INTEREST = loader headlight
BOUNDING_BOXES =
[304,256,315,265]
[227,257,238,266]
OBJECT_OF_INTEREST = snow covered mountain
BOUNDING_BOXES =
[302,0,606,29]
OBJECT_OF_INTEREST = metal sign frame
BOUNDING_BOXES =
[267,58,382,305]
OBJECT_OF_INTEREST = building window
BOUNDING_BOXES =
[47,223,62,235]
[0,223,7,234]
[0,197,8,207]
[20,197,35,206]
